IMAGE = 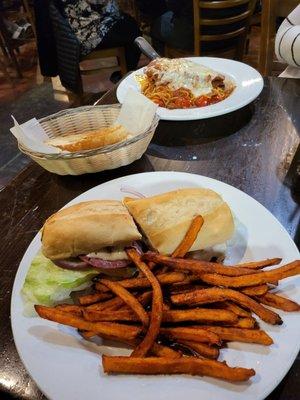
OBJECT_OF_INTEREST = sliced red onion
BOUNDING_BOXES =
[130,241,143,254]
[53,258,90,270]
[80,256,131,269]
[120,185,145,198]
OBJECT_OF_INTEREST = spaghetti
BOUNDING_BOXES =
[137,58,235,110]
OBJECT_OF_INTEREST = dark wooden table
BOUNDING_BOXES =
[1,77,300,400]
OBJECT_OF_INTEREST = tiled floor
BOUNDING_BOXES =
[0,25,279,189]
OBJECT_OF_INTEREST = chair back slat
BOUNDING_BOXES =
[201,27,247,41]
[199,0,251,9]
[193,0,256,57]
[201,10,251,25]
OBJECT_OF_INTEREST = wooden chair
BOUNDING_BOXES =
[166,0,256,60]
[77,47,127,101]
[259,0,299,76]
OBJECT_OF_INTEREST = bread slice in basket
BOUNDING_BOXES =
[46,124,129,152]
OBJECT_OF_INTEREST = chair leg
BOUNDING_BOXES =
[7,47,23,78]
[235,33,247,61]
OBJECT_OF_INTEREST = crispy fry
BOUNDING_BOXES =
[241,284,269,296]
[102,356,255,381]
[80,331,182,359]
[221,301,252,317]
[200,326,273,345]
[171,287,282,325]
[99,279,149,327]
[35,305,141,340]
[56,304,83,316]
[143,253,259,277]
[162,303,171,311]
[256,292,300,312]
[151,343,182,359]
[79,330,96,339]
[232,317,256,329]
[95,272,186,292]
[172,215,204,258]
[127,248,163,357]
[237,258,282,269]
[160,327,221,345]
[83,307,238,324]
[87,297,125,311]
[78,292,113,306]
[177,340,219,359]
[199,261,300,288]
[162,308,238,324]
[83,309,136,322]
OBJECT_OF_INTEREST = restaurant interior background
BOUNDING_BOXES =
[0,0,298,189]
[1,2,300,400]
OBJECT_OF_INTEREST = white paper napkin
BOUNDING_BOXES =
[116,89,158,135]
[10,116,62,154]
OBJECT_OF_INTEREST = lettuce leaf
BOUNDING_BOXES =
[21,252,98,316]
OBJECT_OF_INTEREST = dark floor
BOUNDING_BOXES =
[0,26,279,190]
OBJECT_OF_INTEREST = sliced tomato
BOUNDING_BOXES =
[195,96,209,107]
[173,98,192,108]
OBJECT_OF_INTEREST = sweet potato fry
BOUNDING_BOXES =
[236,258,282,269]
[87,297,125,311]
[83,309,137,322]
[56,304,83,316]
[143,253,259,277]
[172,215,204,258]
[35,305,141,340]
[127,248,163,357]
[99,279,149,327]
[221,301,252,317]
[171,287,282,325]
[79,331,182,359]
[151,343,182,359]
[95,272,186,292]
[162,308,238,324]
[200,326,273,345]
[255,292,300,312]
[102,356,255,381]
[232,317,256,329]
[199,261,300,288]
[160,327,221,345]
[176,340,219,359]
[78,292,113,306]
[241,284,269,296]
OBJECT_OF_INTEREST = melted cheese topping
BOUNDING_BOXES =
[87,246,129,261]
[145,58,224,97]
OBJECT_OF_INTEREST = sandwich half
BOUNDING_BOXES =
[22,200,141,314]
[42,200,142,268]
[123,188,234,256]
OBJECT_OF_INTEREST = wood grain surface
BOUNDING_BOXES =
[0,77,299,399]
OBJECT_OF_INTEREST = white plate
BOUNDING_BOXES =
[11,172,300,400]
[117,57,264,121]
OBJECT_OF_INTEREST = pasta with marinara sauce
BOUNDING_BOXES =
[138,75,234,109]
[136,58,235,110]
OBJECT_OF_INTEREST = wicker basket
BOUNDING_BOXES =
[19,104,159,175]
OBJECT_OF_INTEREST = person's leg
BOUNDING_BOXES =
[99,15,141,71]
[150,11,173,55]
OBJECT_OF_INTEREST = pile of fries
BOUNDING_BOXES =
[35,216,300,383]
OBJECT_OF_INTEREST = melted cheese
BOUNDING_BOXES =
[145,58,223,97]
[87,246,129,261]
